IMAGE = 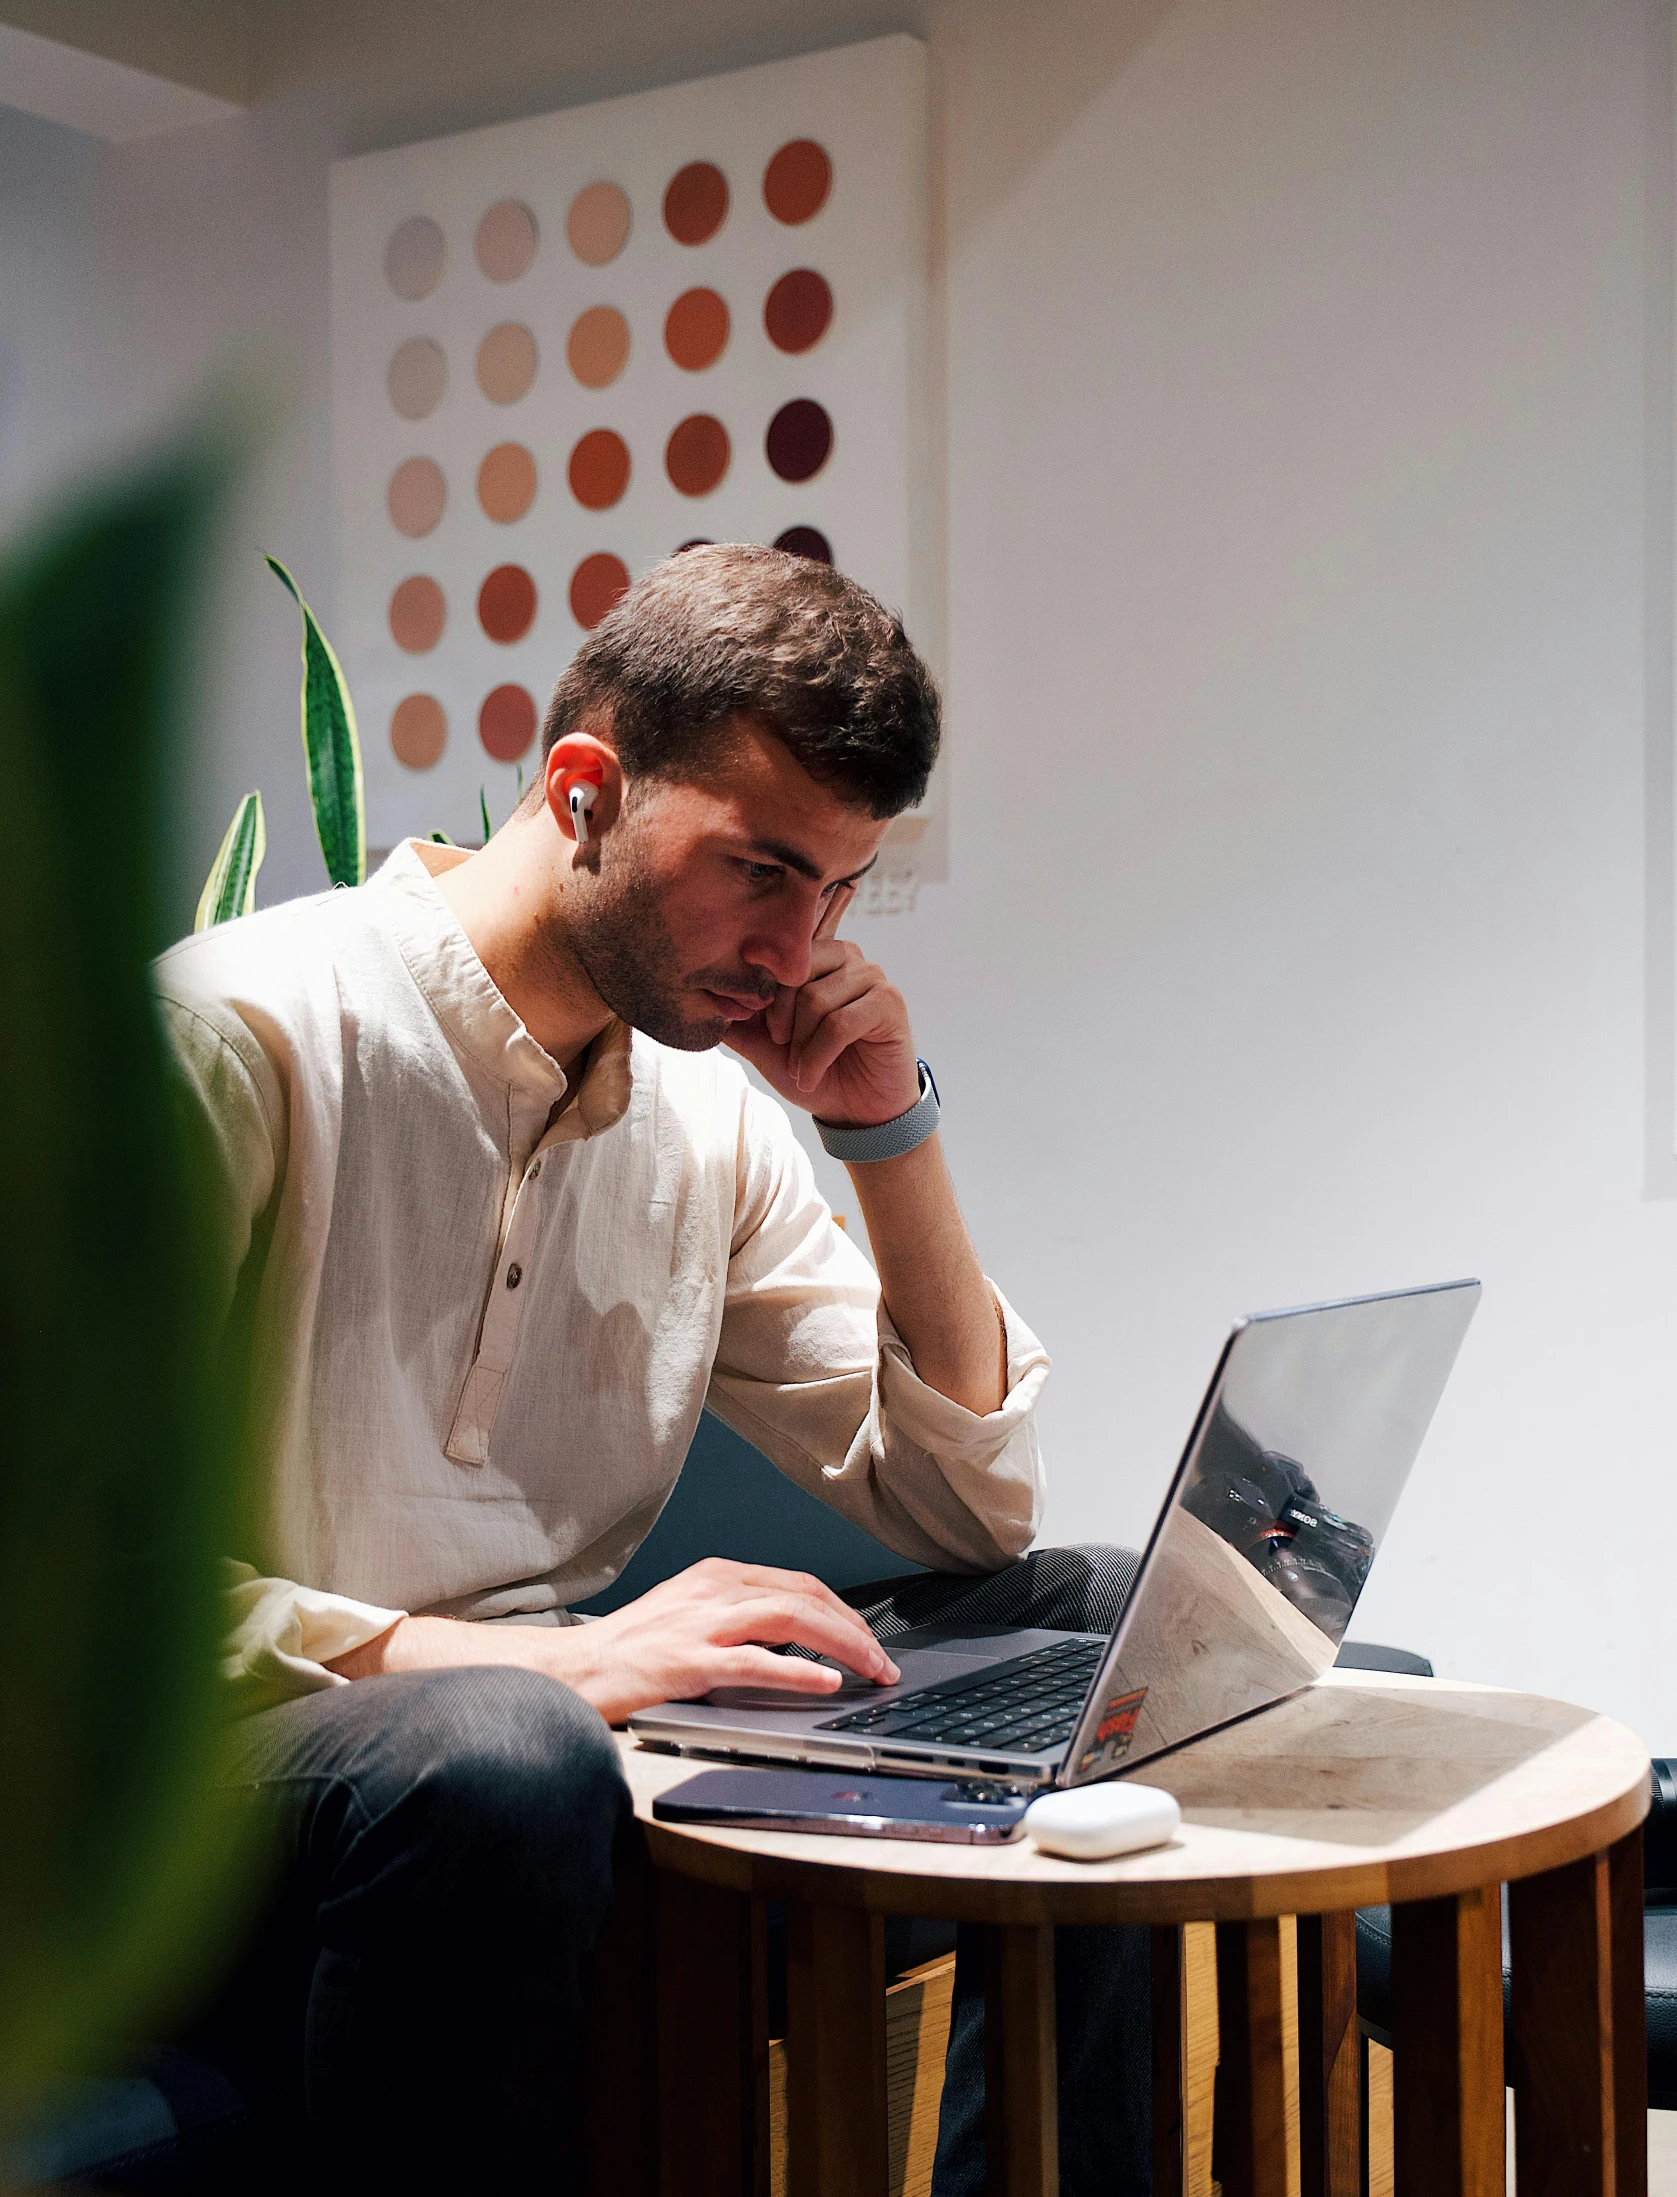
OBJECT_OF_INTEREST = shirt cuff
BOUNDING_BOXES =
[222,1561,407,1713]
[876,1279,1051,1453]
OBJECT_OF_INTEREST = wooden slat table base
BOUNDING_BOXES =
[587,1828,658,2197]
[654,1872,766,2197]
[984,1923,1059,2197]
[1390,1885,1505,2197]
[1213,1917,1288,2197]
[1296,1911,1359,2197]
[1510,1848,1616,2195]
[1151,1924,1187,2197]
[1609,1830,1649,2197]
[785,1903,887,2197]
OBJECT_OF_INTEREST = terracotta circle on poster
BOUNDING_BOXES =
[566,305,630,389]
[477,442,537,524]
[569,552,631,631]
[568,428,631,511]
[387,337,447,421]
[385,215,445,301]
[389,575,446,653]
[475,199,538,282]
[665,287,729,371]
[391,693,446,770]
[765,398,832,483]
[478,564,537,644]
[476,322,537,404]
[566,180,631,266]
[387,456,447,538]
[774,525,833,565]
[664,161,728,246]
[666,414,730,497]
[763,269,832,355]
[479,683,538,763]
[763,140,831,225]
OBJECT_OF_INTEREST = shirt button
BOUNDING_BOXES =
[527,1159,542,1180]
[506,1263,523,1289]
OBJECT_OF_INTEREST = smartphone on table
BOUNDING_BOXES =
[652,1766,1031,1845]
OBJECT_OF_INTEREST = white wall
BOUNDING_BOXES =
[4,0,1673,1743]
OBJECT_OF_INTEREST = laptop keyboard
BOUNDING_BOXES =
[818,1637,1105,1756]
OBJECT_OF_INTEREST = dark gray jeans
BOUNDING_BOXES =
[193,1545,1150,2196]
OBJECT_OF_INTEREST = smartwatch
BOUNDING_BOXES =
[815,1060,941,1164]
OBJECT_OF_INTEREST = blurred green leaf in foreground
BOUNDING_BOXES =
[0,433,263,2120]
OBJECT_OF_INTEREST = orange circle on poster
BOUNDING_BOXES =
[764,268,832,355]
[665,414,730,497]
[664,161,728,245]
[389,575,446,653]
[391,693,446,769]
[479,683,537,763]
[478,564,537,643]
[387,456,446,537]
[763,139,831,225]
[477,441,537,523]
[566,180,631,266]
[569,552,631,630]
[665,286,729,370]
[566,305,630,389]
[568,428,631,510]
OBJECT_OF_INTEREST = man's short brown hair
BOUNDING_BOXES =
[539,544,940,818]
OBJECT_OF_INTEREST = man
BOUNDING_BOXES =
[160,545,1147,2194]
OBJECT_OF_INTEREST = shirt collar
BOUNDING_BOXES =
[372,838,633,1138]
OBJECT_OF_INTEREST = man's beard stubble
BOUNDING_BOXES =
[561,834,771,1053]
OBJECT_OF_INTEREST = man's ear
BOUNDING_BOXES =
[545,729,623,848]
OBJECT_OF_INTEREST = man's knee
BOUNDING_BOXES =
[321,1666,629,1945]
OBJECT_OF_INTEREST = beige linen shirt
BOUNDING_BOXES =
[156,841,1050,1712]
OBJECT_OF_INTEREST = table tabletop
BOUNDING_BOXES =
[619,1669,1651,1923]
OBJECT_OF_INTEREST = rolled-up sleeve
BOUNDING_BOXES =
[222,1563,407,1712]
[705,1086,1050,1573]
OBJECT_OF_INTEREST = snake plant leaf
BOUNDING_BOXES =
[480,785,493,846]
[193,790,265,931]
[265,555,364,890]
[0,436,261,2117]
[429,828,454,845]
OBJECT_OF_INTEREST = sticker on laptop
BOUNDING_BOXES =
[1076,1686,1149,1776]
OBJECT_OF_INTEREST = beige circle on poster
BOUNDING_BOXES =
[391,693,446,770]
[566,305,629,389]
[478,442,537,524]
[387,337,447,420]
[476,322,538,403]
[387,456,446,538]
[566,180,631,266]
[384,215,446,301]
[475,199,538,282]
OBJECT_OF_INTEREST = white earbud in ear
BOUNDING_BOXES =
[568,782,598,845]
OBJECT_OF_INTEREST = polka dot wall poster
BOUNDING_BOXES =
[330,34,939,904]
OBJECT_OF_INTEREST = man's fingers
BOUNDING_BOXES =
[715,1592,898,1681]
[711,1647,845,1694]
[814,881,857,942]
[792,999,882,1089]
[765,982,798,1047]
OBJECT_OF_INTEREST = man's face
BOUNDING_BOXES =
[562,719,888,1051]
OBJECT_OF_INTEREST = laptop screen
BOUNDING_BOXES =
[1062,1280,1480,1785]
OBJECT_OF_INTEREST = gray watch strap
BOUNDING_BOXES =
[816,1061,941,1163]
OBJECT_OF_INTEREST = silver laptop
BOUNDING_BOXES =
[630,1280,1480,1788]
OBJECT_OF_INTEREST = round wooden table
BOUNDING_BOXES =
[596,1671,1650,2197]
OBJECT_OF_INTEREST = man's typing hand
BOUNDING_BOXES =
[329,1557,898,1727]
[553,1558,899,1725]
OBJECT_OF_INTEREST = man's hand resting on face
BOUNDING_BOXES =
[724,885,922,1128]
[327,1557,899,1727]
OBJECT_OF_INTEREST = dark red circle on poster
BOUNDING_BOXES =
[568,428,631,511]
[569,552,630,630]
[763,140,832,225]
[674,537,713,553]
[664,161,729,245]
[479,684,537,762]
[478,564,537,643]
[765,399,832,483]
[774,526,833,565]
[764,269,832,354]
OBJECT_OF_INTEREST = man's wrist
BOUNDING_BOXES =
[815,1062,941,1163]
